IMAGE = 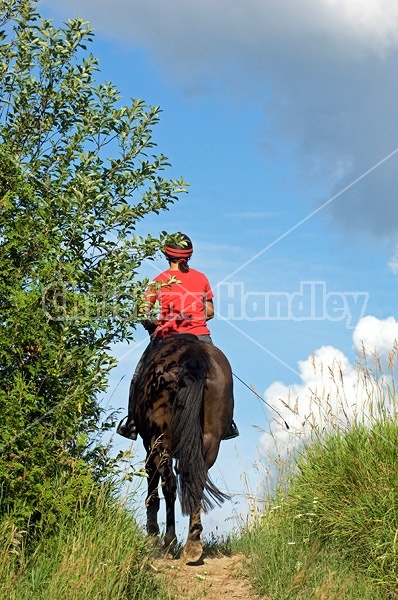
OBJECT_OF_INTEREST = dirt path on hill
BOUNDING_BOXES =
[151,552,265,599]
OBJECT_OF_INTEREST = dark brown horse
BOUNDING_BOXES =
[129,333,233,562]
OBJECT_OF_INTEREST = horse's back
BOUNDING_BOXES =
[131,335,205,439]
[132,334,233,444]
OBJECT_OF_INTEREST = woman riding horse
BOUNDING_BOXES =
[117,232,238,441]
[117,234,238,560]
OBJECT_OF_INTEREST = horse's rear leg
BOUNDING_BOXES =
[180,433,222,563]
[145,455,161,536]
[156,450,177,553]
[182,505,203,564]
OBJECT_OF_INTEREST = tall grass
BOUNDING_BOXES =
[237,353,398,599]
[0,486,171,600]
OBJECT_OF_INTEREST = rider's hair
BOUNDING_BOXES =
[164,233,193,273]
[176,258,190,273]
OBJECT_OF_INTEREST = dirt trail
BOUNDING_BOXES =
[151,552,264,599]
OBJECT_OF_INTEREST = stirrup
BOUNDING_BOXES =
[116,416,138,440]
[223,420,239,441]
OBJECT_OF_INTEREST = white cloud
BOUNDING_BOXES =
[321,0,398,50]
[260,315,398,469]
[353,315,398,359]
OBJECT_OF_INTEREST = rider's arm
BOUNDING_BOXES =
[205,299,214,321]
[141,282,160,334]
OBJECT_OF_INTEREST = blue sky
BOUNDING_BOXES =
[40,0,398,536]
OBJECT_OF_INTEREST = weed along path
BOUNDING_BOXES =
[152,552,263,599]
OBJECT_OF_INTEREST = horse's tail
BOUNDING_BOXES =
[172,341,228,516]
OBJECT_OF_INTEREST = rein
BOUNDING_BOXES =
[232,372,290,430]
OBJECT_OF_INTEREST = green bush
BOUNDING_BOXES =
[0,0,186,532]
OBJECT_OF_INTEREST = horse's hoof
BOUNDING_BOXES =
[181,540,203,564]
[163,537,177,557]
[146,533,160,544]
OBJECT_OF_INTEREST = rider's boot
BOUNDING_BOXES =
[116,416,138,440]
[223,420,239,440]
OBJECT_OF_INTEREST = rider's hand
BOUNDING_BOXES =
[142,318,158,335]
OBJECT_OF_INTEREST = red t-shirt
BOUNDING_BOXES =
[146,268,214,338]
